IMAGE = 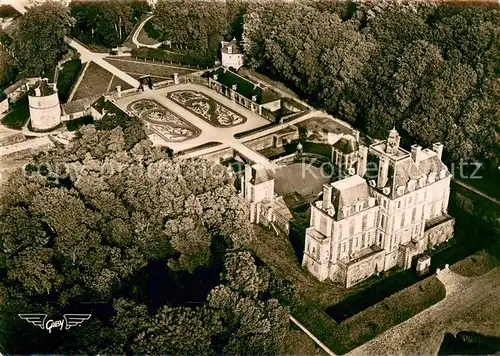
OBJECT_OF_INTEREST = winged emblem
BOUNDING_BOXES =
[63,314,91,330]
[18,314,47,329]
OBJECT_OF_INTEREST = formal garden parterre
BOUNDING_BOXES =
[127,99,201,143]
[166,90,246,128]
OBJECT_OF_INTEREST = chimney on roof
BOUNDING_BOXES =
[378,156,389,188]
[411,144,423,164]
[244,164,252,202]
[357,145,368,178]
[432,142,443,160]
[322,183,333,211]
[116,85,122,98]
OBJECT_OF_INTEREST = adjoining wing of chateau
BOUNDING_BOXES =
[240,128,455,288]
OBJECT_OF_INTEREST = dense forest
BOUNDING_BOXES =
[151,0,499,170]
[70,0,150,48]
[0,117,294,353]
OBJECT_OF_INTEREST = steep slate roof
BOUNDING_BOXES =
[211,68,281,104]
[250,164,272,185]
[28,79,55,96]
[333,135,358,154]
[3,79,28,95]
[331,175,373,220]
[387,158,422,194]
[221,38,242,54]
[417,149,447,176]
[61,94,102,115]
[369,141,449,200]
[90,95,132,121]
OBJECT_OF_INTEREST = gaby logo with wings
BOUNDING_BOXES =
[18,314,91,333]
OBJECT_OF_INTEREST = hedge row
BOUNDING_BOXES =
[130,48,215,68]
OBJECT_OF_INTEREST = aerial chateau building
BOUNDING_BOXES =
[220,38,244,70]
[208,67,282,119]
[28,78,61,131]
[302,129,455,287]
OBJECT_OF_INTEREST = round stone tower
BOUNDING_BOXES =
[28,78,61,131]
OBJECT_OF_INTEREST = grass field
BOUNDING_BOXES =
[72,62,113,101]
[105,57,195,83]
[1,96,29,129]
[71,61,133,101]
[57,59,82,103]
[137,19,160,45]
[283,327,327,355]
[450,249,500,277]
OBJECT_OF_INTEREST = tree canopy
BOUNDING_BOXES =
[242,1,500,168]
[10,1,75,75]
[0,119,294,354]
[70,0,150,48]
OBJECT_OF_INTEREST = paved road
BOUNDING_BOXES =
[348,267,500,356]
[131,15,162,49]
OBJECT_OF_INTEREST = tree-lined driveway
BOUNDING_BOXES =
[348,267,500,355]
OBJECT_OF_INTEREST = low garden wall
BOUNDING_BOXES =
[131,48,215,68]
[243,134,275,152]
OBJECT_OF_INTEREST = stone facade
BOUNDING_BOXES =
[302,129,455,287]
[28,79,61,131]
[221,38,244,70]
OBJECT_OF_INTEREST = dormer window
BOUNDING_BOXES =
[232,84,237,91]
[342,206,350,217]
[368,197,376,207]
[408,179,416,192]
[428,172,436,183]
[355,201,363,212]
[227,46,232,54]
[213,74,218,80]
[439,169,447,179]
[397,186,405,196]
[419,176,426,188]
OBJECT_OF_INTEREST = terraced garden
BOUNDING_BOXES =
[167,90,246,127]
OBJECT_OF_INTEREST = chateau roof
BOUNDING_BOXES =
[28,79,56,96]
[333,135,358,154]
[221,38,242,54]
[331,175,373,220]
[369,137,449,199]
[210,68,281,104]
[61,94,101,115]
[250,164,272,185]
[416,149,447,176]
[90,95,132,121]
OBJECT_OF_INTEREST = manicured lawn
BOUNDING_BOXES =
[283,327,327,356]
[57,59,82,103]
[450,248,500,277]
[137,19,160,45]
[1,96,29,129]
[293,275,445,354]
[71,61,113,101]
[109,75,133,91]
[105,57,195,80]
